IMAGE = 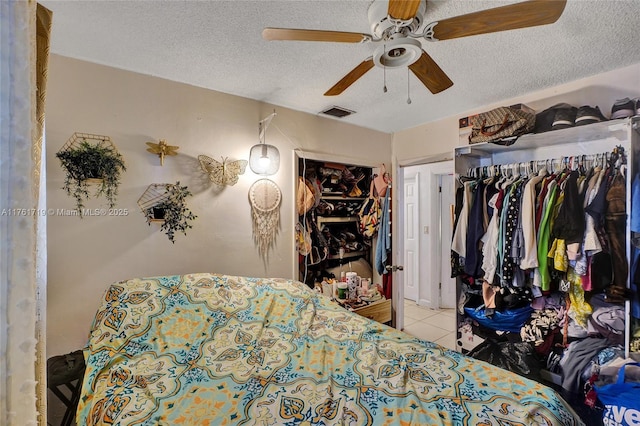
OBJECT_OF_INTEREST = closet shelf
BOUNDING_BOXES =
[318,216,359,225]
[456,118,631,157]
[321,195,366,201]
[328,250,366,260]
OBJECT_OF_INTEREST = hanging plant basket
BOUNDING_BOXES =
[137,184,170,224]
[150,206,166,221]
[56,132,125,216]
[137,182,197,243]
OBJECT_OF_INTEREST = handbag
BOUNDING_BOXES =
[373,164,390,197]
[296,177,316,216]
[595,362,640,425]
[469,106,535,144]
[295,221,311,255]
[358,181,381,238]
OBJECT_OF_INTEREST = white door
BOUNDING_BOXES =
[403,171,420,302]
[439,173,456,308]
[398,161,454,311]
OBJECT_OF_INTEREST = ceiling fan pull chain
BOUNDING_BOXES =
[406,68,412,104]
[383,67,387,93]
[383,44,388,93]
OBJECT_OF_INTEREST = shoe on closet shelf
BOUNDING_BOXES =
[551,106,578,130]
[534,103,573,133]
[610,97,635,119]
[316,200,335,215]
[574,105,608,126]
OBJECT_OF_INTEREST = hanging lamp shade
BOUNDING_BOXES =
[249,111,280,175]
[249,143,280,175]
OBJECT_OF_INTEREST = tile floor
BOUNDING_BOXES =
[401,298,457,351]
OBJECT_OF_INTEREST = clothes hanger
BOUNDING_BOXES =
[501,163,518,189]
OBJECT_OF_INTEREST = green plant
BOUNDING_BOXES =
[56,139,126,216]
[146,182,197,243]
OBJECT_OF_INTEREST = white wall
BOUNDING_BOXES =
[46,55,392,356]
[393,63,640,163]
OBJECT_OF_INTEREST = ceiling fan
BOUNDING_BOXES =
[262,0,567,96]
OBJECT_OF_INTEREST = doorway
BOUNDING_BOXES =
[398,160,455,318]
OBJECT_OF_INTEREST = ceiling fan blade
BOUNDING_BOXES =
[262,28,370,43]
[388,0,423,20]
[408,51,453,94]
[324,58,375,96]
[432,0,567,41]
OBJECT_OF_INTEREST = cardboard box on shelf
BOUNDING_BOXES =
[458,114,478,145]
[508,103,536,115]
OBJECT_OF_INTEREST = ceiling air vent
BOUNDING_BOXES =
[320,106,355,118]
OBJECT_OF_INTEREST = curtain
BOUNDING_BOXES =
[0,1,52,425]
[35,4,52,425]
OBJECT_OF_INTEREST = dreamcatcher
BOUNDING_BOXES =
[198,155,248,186]
[249,178,282,259]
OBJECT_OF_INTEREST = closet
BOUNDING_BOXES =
[296,157,375,287]
[453,116,639,418]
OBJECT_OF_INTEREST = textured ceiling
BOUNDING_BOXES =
[41,0,640,134]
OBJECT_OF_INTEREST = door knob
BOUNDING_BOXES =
[385,265,404,272]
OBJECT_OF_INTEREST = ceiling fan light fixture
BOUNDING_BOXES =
[373,37,422,68]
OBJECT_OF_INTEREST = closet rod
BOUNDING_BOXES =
[465,149,625,179]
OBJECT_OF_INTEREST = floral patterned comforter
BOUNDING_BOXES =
[78,273,583,425]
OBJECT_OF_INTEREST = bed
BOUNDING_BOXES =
[77,273,584,425]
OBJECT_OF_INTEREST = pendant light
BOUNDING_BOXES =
[249,111,280,175]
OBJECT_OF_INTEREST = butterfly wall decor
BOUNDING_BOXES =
[198,155,248,187]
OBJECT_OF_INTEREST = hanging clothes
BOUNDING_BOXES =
[464,180,487,276]
[501,180,525,286]
[481,192,501,285]
[451,180,475,258]
[520,170,546,269]
[375,190,391,275]
[582,167,605,254]
[552,170,586,247]
[606,172,627,290]
[535,180,559,291]
[453,147,629,299]
[451,185,466,277]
